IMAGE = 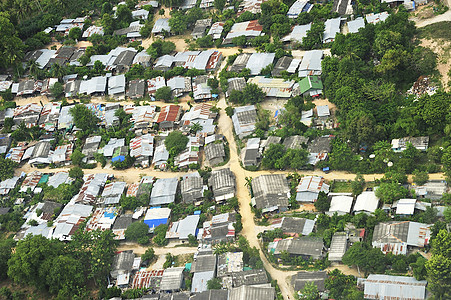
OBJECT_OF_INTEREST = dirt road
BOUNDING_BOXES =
[413,0,451,27]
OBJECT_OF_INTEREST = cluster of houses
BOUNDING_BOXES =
[0,101,224,169]
[3,47,223,101]
[108,246,277,300]
[6,164,238,243]
[255,174,447,264]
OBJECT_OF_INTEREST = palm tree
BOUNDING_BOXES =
[50,63,66,81]
[28,60,41,80]
[190,122,203,134]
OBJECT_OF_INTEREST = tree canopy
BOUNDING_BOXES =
[69,104,100,132]
[164,131,189,156]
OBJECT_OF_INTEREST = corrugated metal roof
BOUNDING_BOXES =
[246,53,275,75]
[347,17,365,33]
[299,50,323,77]
[152,18,171,33]
[364,274,427,300]
[354,191,379,213]
[150,177,178,205]
[327,195,353,215]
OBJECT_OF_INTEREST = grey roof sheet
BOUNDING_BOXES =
[150,177,178,205]
[152,18,171,33]
[291,271,327,292]
[229,285,275,300]
[364,274,427,300]
[246,53,275,75]
[252,174,290,210]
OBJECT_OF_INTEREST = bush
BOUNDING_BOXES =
[125,221,149,244]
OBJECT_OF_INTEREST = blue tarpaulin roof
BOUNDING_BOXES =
[144,218,168,229]
[193,210,201,215]
[112,155,125,162]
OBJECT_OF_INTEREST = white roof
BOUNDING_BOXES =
[79,76,107,95]
[323,17,341,43]
[353,191,379,213]
[282,23,311,43]
[364,274,427,300]
[144,207,171,220]
[347,17,365,34]
[108,74,126,95]
[317,105,330,117]
[299,50,323,77]
[328,195,353,215]
[395,199,417,215]
[246,53,275,75]
[152,18,170,33]
[365,11,389,24]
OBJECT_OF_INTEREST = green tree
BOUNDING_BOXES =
[298,282,319,300]
[50,82,64,99]
[302,22,324,50]
[426,229,451,299]
[242,83,266,104]
[375,182,409,204]
[351,173,365,196]
[116,4,133,28]
[342,242,386,275]
[0,13,25,72]
[442,146,451,179]
[214,0,226,10]
[314,191,330,212]
[207,277,222,290]
[412,169,429,186]
[325,269,362,300]
[70,149,85,167]
[410,256,427,281]
[165,131,189,156]
[155,86,173,102]
[8,235,65,288]
[153,224,169,246]
[125,221,150,244]
[190,122,203,134]
[69,104,100,131]
[0,239,15,280]
[329,139,357,171]
[40,255,85,296]
[69,166,84,179]
[141,247,156,263]
[147,40,176,59]
[68,27,82,40]
[0,157,18,181]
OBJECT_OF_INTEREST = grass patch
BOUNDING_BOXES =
[330,181,353,193]
[417,21,451,40]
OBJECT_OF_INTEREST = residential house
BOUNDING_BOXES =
[365,12,389,24]
[205,142,226,166]
[127,79,146,99]
[193,76,213,101]
[12,80,42,97]
[391,136,429,152]
[298,50,323,77]
[226,78,246,97]
[130,134,154,168]
[79,76,107,95]
[272,56,293,76]
[327,195,354,216]
[241,138,260,167]
[307,135,334,164]
[191,290,229,300]
[328,232,348,262]
[113,21,144,39]
[271,217,316,236]
[353,191,379,214]
[192,19,212,39]
[82,25,104,38]
[208,168,236,202]
[154,55,174,71]
[132,50,152,67]
[296,176,330,202]
[247,76,294,98]
[13,103,42,127]
[333,0,353,15]
[283,135,308,150]
[144,207,171,232]
[198,212,236,243]
[323,18,341,43]
[181,102,217,135]
[393,198,431,216]
[112,213,133,240]
[230,269,269,287]
[229,285,275,300]
[38,102,60,132]
[282,23,311,43]
[230,53,252,72]
[55,17,86,35]
[347,17,365,33]
[131,269,164,290]
[363,274,427,300]
[52,203,93,241]
[29,140,52,166]
[298,75,323,97]
[108,74,126,99]
[152,18,171,35]
[101,181,126,205]
[57,105,74,130]
[223,20,263,44]
[174,136,201,168]
[287,58,302,73]
[160,267,184,292]
[156,105,182,130]
[287,0,313,18]
[0,176,21,196]
[102,138,125,159]
[150,177,178,206]
[413,180,448,200]
[232,105,257,138]
[208,22,224,39]
[71,173,109,204]
[85,207,119,232]
[166,214,200,239]
[291,271,327,293]
[271,236,324,260]
[238,0,264,16]
[180,173,204,203]
[245,53,275,76]
[111,250,135,279]
[132,9,150,20]
[251,174,290,212]
[216,252,244,278]
[191,253,217,293]
[153,143,169,169]
[82,135,102,163]
[167,76,191,97]
[372,221,431,255]
[261,136,281,151]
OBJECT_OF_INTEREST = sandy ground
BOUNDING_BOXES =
[420,39,451,91]
[413,0,451,27]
